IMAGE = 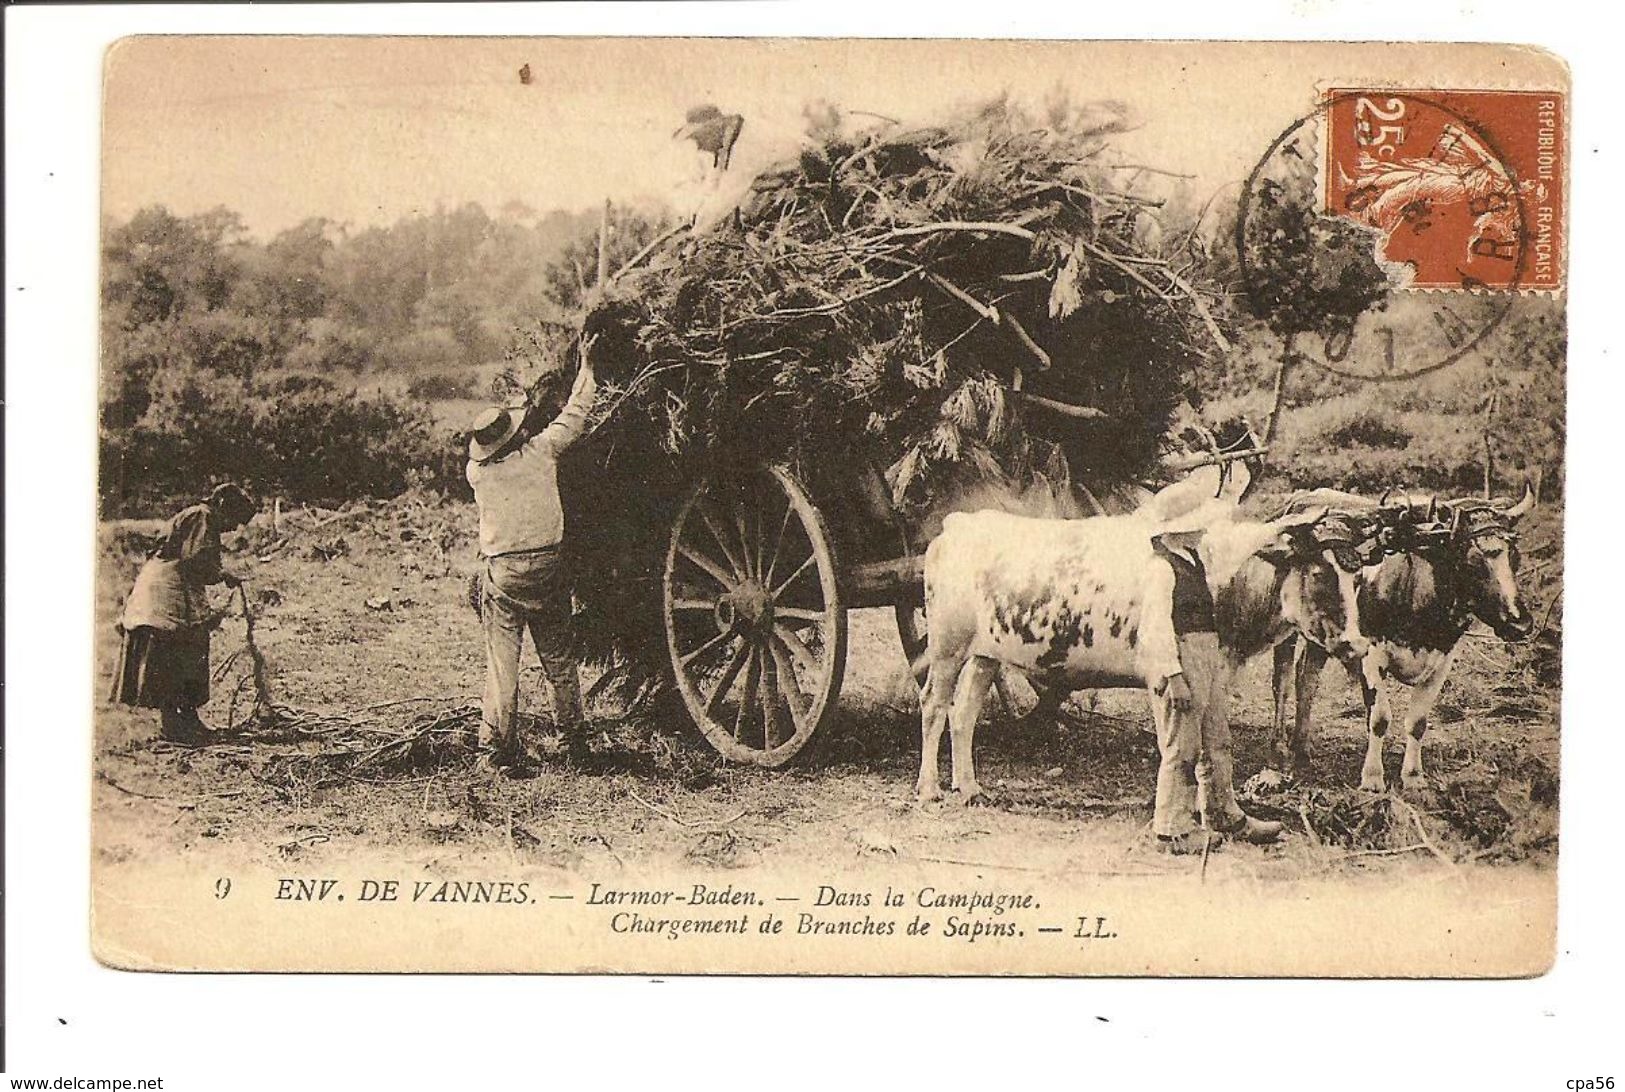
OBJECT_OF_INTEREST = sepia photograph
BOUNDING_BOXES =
[87,37,1566,976]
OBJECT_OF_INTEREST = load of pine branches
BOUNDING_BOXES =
[543,97,1235,691]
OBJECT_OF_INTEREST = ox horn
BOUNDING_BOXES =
[1504,481,1537,520]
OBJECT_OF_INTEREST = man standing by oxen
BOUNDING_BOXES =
[913,497,1351,852]
[1146,529,1284,854]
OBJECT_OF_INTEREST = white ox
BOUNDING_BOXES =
[915,492,1362,802]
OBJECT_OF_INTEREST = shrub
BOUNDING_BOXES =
[383,328,465,372]
[99,365,463,517]
[1323,411,1412,450]
[406,370,477,401]
[283,317,376,374]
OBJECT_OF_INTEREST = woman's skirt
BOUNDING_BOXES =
[108,625,211,709]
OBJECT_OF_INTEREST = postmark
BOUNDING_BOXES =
[1237,89,1564,382]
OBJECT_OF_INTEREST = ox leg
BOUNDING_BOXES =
[1270,639,1298,769]
[1400,654,1457,792]
[916,658,960,803]
[1272,638,1325,774]
[1358,652,1392,793]
[1291,642,1329,776]
[948,656,999,802]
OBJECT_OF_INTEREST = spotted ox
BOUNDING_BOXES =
[915,502,1358,801]
[1274,486,1537,791]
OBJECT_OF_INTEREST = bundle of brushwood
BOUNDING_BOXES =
[547,98,1235,687]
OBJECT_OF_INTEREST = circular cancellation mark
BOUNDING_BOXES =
[1235,88,1560,383]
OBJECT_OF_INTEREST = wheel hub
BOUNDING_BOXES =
[718,580,774,634]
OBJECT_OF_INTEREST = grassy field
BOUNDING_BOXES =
[92,487,1561,896]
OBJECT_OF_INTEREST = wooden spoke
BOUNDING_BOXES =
[671,596,720,613]
[696,502,749,579]
[732,648,762,741]
[680,627,738,668]
[775,606,828,624]
[677,543,736,591]
[773,624,821,677]
[763,499,794,586]
[703,641,752,719]
[768,639,809,731]
[758,649,782,749]
[750,493,770,579]
[772,551,819,598]
[735,511,757,579]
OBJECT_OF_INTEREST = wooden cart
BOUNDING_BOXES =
[661,459,929,767]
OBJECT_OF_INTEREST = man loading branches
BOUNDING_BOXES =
[465,336,599,776]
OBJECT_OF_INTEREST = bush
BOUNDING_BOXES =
[383,328,465,372]
[406,370,477,401]
[100,365,463,517]
[1323,410,1411,450]
[283,317,376,374]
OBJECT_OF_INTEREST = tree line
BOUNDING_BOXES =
[99,201,625,515]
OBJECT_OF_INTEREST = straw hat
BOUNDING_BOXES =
[468,404,527,463]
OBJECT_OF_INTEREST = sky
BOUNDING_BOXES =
[101,38,1561,238]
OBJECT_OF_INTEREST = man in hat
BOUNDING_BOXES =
[466,343,597,773]
[1145,529,1283,854]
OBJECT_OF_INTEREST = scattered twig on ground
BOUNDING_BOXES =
[627,789,745,831]
[97,771,249,807]
[911,853,1049,873]
[1333,843,1429,860]
[1392,796,1462,876]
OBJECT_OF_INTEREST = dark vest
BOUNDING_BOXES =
[1157,546,1217,635]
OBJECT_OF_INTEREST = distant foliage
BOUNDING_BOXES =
[99,200,613,513]
[1201,295,1565,497]
[406,370,478,402]
[100,368,461,517]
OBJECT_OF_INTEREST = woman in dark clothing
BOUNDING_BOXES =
[110,483,257,744]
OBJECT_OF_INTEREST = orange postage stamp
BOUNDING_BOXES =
[1323,89,1565,291]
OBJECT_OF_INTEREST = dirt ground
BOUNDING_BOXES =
[91,496,1562,897]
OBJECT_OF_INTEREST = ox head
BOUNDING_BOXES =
[1444,485,1537,640]
[1374,485,1537,640]
[1255,506,1370,660]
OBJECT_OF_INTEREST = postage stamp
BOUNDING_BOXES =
[1323,89,1566,291]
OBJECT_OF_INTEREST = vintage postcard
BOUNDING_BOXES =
[92,38,1567,975]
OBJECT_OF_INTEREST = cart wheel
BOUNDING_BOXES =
[663,465,848,767]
